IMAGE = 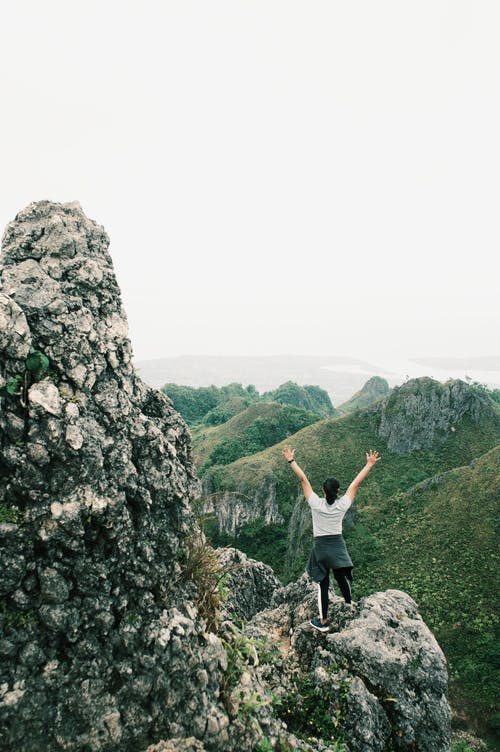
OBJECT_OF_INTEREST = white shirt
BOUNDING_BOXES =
[307,491,353,536]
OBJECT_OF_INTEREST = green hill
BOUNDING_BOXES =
[261,381,337,418]
[191,401,319,472]
[336,375,390,414]
[161,382,259,425]
[205,380,499,557]
[347,446,500,739]
[162,380,335,426]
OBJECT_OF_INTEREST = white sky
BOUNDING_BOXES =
[0,1,498,362]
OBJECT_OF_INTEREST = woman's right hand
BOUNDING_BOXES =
[283,444,295,462]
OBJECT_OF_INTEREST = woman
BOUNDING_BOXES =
[283,444,381,632]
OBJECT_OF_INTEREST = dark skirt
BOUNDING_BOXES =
[307,534,353,583]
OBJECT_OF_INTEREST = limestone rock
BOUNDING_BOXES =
[202,472,284,537]
[28,379,61,416]
[0,201,222,752]
[323,590,450,751]
[244,583,451,752]
[0,293,31,362]
[215,547,281,622]
[377,377,497,454]
[0,202,453,752]
[145,739,206,752]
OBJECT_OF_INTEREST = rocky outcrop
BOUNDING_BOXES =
[377,377,496,454]
[0,201,228,751]
[245,577,451,752]
[215,547,281,622]
[202,471,284,536]
[0,202,452,752]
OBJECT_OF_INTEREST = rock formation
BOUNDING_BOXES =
[215,547,281,622]
[377,377,494,454]
[201,472,284,537]
[0,201,227,751]
[0,201,451,752]
[220,574,451,752]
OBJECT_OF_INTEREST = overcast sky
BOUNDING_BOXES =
[1,1,498,362]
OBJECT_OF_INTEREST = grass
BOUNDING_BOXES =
[345,447,500,739]
[178,531,230,632]
[191,401,318,472]
[273,669,348,750]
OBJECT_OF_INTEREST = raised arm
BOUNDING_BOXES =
[283,444,313,501]
[345,449,381,501]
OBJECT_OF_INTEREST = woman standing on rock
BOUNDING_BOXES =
[283,444,381,632]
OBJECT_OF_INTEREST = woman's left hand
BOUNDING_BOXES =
[283,444,295,462]
[366,449,381,466]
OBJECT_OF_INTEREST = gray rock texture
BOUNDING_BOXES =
[322,590,450,752]
[247,582,451,752]
[377,377,496,454]
[201,471,284,536]
[0,201,226,751]
[215,547,281,622]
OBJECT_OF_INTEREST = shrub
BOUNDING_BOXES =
[178,532,229,632]
[273,671,348,749]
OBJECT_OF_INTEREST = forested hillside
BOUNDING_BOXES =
[203,380,499,577]
[336,375,390,414]
[191,401,319,471]
[162,380,336,426]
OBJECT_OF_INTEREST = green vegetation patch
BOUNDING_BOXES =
[162,380,335,428]
[346,446,500,738]
[336,376,390,415]
[162,382,259,425]
[262,381,336,419]
[0,504,24,525]
[273,670,348,750]
[194,402,319,473]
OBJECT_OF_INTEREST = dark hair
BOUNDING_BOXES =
[323,477,340,505]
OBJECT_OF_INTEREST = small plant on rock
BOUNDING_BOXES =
[0,504,23,524]
[273,670,348,750]
[179,531,229,632]
[25,350,50,380]
[254,739,273,752]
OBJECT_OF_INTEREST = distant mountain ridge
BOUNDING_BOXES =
[135,354,500,403]
[136,354,387,403]
[336,375,390,414]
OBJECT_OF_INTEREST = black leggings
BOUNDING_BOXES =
[318,567,353,619]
